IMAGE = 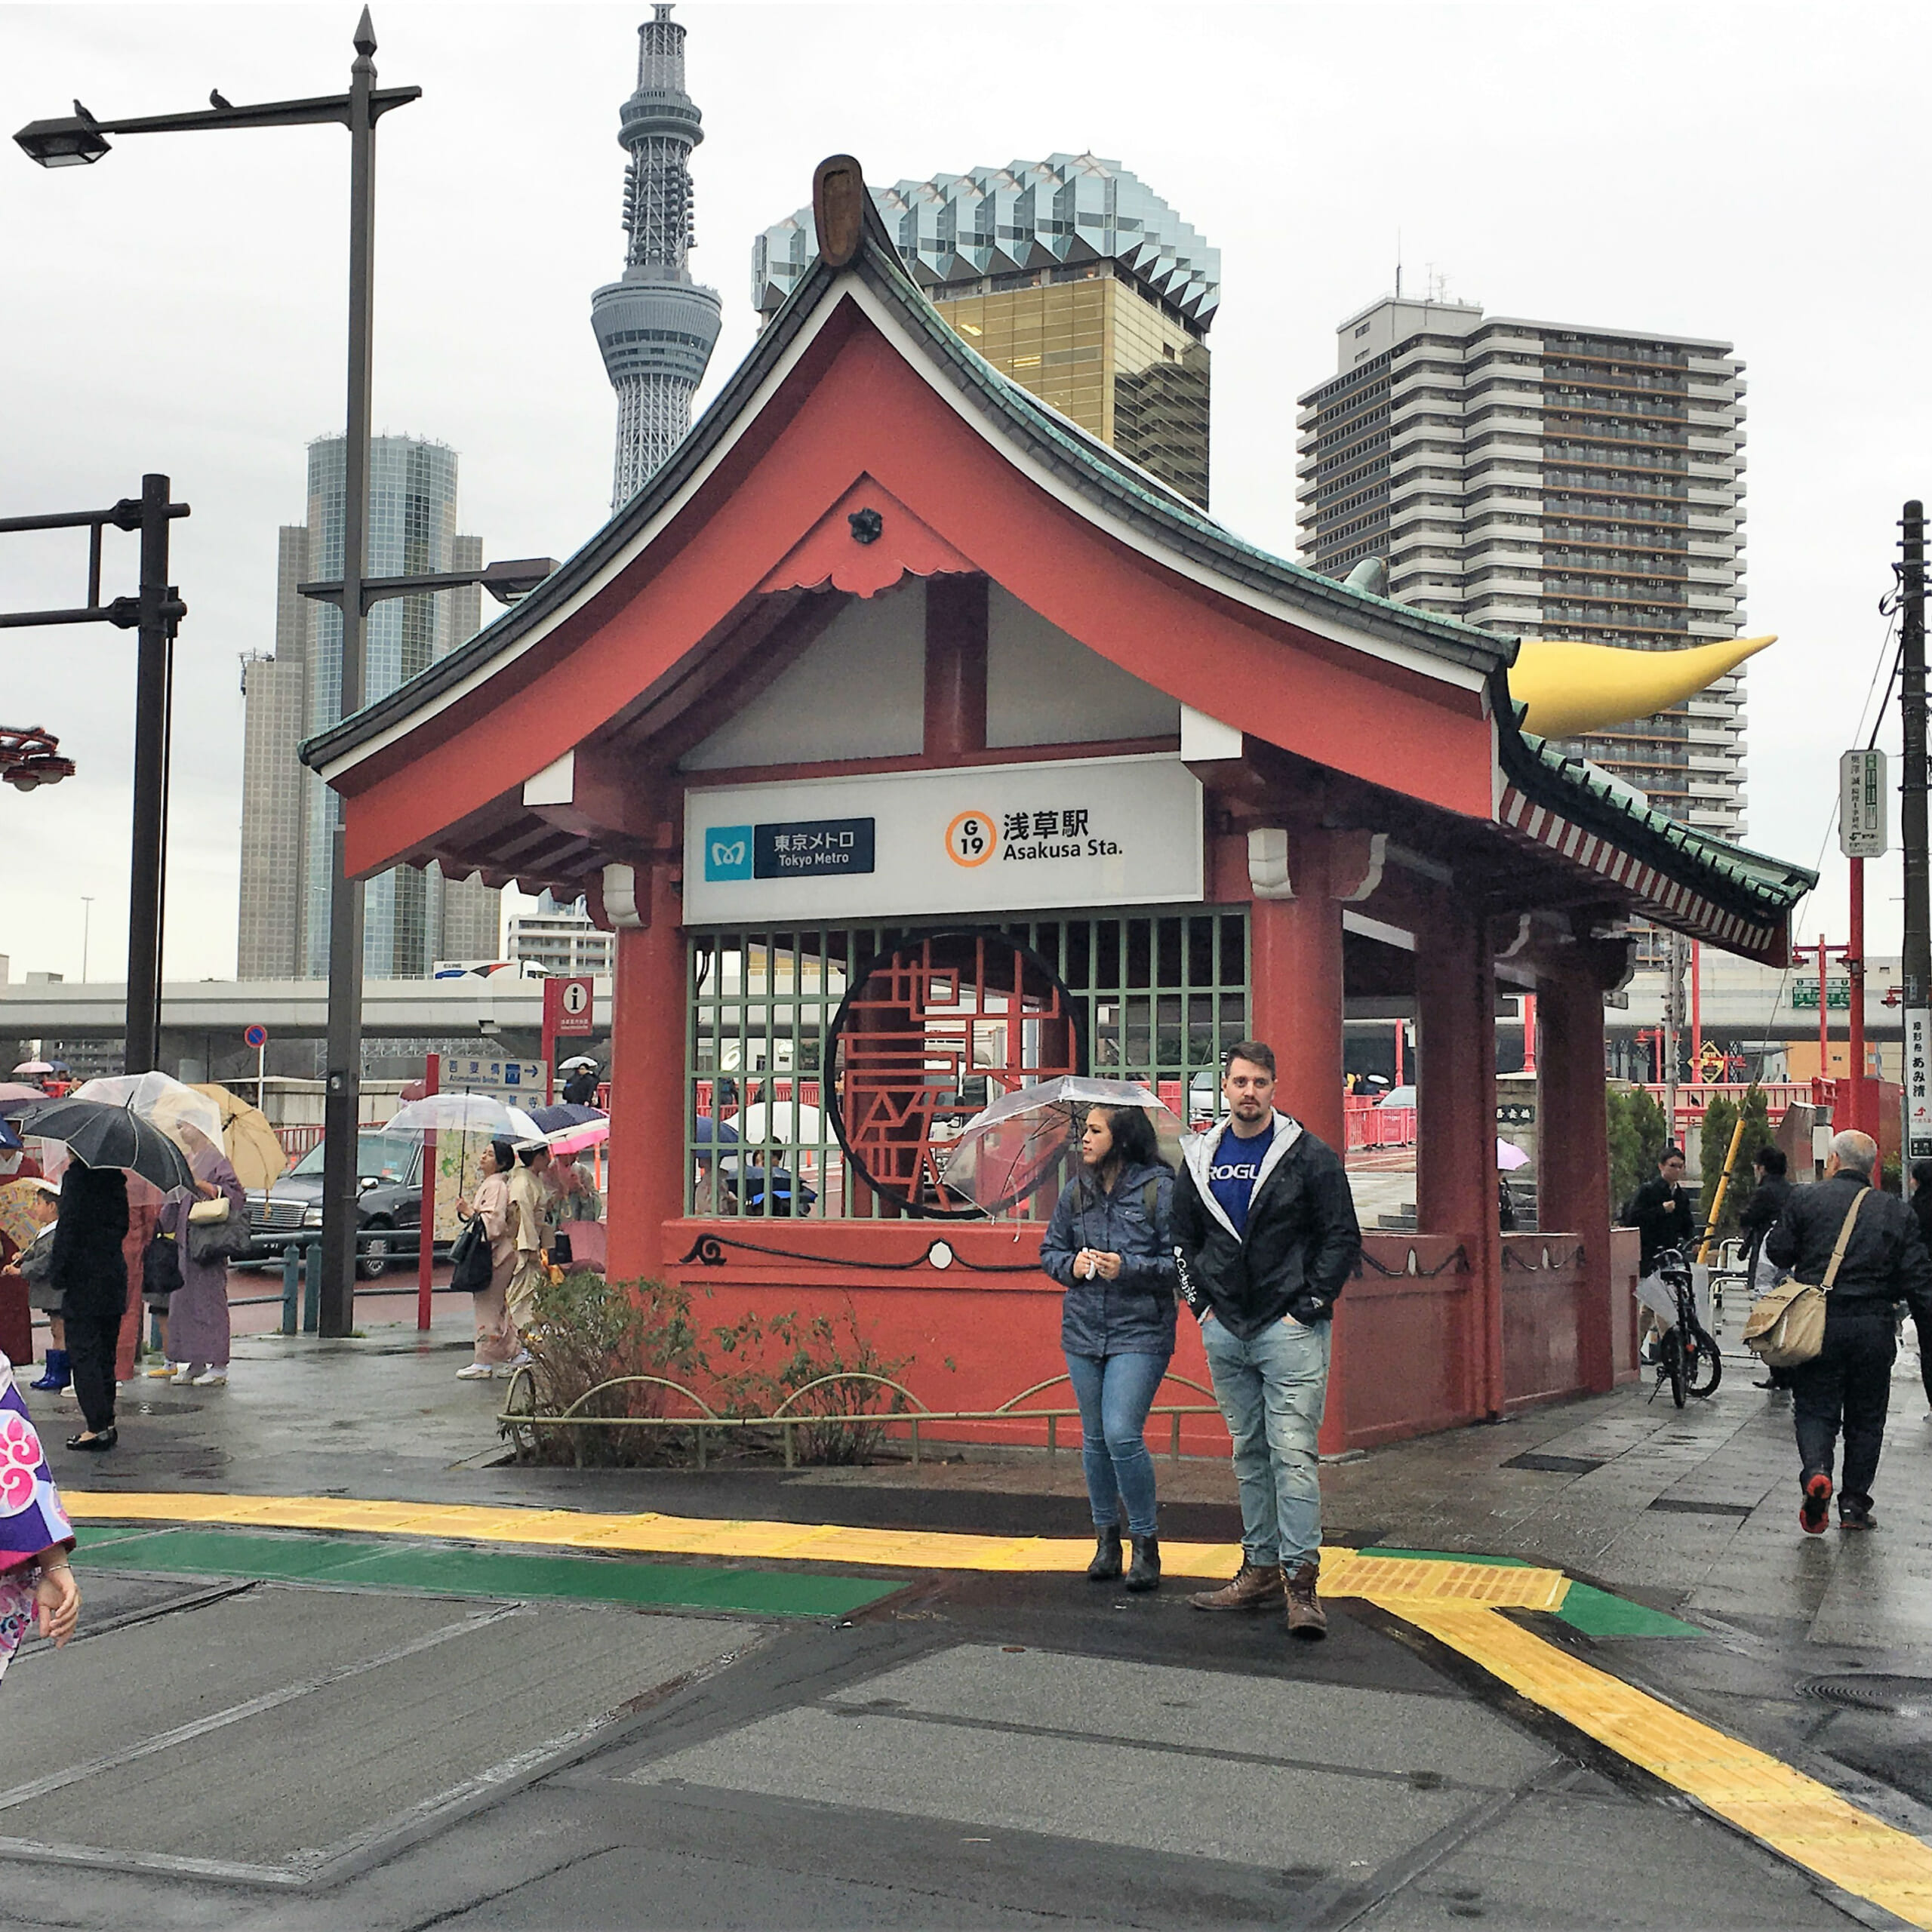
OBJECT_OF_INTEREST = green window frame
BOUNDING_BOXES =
[685,911,1251,1220]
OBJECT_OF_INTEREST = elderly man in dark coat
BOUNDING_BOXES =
[1767,1131,1932,1532]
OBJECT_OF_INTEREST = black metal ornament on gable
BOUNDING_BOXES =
[848,506,883,545]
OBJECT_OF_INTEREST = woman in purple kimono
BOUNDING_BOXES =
[0,1355,79,1676]
[158,1126,245,1388]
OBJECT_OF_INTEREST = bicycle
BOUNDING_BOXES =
[1650,1245,1722,1408]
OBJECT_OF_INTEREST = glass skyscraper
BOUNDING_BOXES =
[752,154,1217,507]
[236,434,499,981]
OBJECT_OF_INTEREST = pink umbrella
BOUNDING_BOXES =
[1497,1138,1531,1172]
[546,1118,611,1158]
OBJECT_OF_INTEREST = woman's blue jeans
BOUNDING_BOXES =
[1063,1349,1171,1537]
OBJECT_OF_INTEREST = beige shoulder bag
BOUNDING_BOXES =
[1741,1186,1867,1371]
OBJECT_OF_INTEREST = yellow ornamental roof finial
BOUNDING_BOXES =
[1509,635,1775,739]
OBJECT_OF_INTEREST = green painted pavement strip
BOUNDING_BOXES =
[1367,1546,1702,1638]
[72,1524,901,1619]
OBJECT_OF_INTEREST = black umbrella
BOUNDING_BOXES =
[12,1097,195,1192]
[528,1103,606,1134]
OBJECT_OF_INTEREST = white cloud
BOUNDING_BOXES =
[0,2,1921,983]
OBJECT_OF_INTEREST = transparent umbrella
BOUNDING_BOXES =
[75,1072,224,1152]
[940,1076,1186,1217]
[386,1094,543,1140]
[387,1093,545,1208]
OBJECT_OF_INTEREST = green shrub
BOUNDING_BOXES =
[512,1271,706,1467]
[705,1302,915,1465]
[507,1273,918,1468]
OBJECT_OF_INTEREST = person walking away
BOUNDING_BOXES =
[1040,1104,1177,1591]
[1766,1131,1932,1532]
[1740,1146,1795,1392]
[0,1352,80,1676]
[1909,1159,1932,1419]
[1622,1145,1695,1360]
[1172,1042,1361,1640]
[158,1124,245,1388]
[505,1142,553,1348]
[455,1140,519,1381]
[47,1161,128,1452]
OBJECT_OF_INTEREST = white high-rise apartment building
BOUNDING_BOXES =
[1295,297,1748,841]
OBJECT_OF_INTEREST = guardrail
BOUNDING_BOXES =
[260,1234,462,1336]
[497,1367,1224,1469]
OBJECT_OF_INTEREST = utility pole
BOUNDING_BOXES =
[1663,931,1684,1149]
[1903,502,1930,1161]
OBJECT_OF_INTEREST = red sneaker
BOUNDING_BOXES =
[1801,1472,1832,1534]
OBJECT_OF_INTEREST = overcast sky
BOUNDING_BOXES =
[2,1,1924,988]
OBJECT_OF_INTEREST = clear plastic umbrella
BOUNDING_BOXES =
[75,1072,224,1152]
[940,1076,1186,1217]
[386,1094,543,1140]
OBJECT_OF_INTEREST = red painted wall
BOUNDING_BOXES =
[656,1220,1611,1455]
[338,305,1496,876]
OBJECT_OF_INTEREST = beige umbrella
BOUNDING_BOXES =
[191,1084,289,1192]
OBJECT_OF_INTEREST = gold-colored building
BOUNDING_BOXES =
[935,269,1211,507]
[752,155,1217,507]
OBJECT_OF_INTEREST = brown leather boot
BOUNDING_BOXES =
[1284,1561,1327,1641]
[1189,1559,1283,1612]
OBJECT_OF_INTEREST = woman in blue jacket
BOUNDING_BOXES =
[1040,1105,1177,1592]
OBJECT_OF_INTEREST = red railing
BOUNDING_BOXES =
[1344,1094,1416,1152]
[276,1125,322,1163]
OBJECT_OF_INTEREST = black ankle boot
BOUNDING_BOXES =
[1124,1534,1161,1592]
[1087,1525,1123,1580]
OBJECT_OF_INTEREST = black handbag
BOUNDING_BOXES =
[185,1197,253,1265]
[449,1214,494,1293]
[143,1231,184,1302]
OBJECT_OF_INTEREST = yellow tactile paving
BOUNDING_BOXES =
[66,1487,1932,1924]
[1398,1604,1932,1931]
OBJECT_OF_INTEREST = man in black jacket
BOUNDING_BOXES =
[1171,1042,1361,1639]
[1623,1145,1695,1276]
[1766,1131,1932,1532]
[1622,1146,1694,1361]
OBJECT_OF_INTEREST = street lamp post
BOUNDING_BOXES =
[16,8,420,1336]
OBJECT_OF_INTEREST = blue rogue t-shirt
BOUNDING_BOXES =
[1208,1120,1275,1237]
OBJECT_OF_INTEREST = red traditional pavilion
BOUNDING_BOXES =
[306,161,1814,1451]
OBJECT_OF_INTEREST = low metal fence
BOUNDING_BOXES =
[497,1367,1224,1469]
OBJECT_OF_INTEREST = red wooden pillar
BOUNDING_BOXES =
[1537,966,1614,1392]
[1416,905,1502,1419]
[606,863,687,1284]
[1248,827,1348,1447]
[1248,832,1346,1153]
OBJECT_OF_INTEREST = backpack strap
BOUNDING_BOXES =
[1820,1187,1870,1292]
[1143,1176,1160,1220]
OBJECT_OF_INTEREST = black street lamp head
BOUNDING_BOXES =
[480,558,559,606]
[15,115,111,167]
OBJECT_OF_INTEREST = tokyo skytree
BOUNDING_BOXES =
[590,5,721,510]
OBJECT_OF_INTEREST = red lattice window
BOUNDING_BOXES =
[829,931,1081,1217]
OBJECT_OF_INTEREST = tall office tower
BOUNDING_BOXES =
[248,432,502,980]
[753,155,1219,506]
[236,526,312,978]
[591,5,722,510]
[1295,298,1748,841]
